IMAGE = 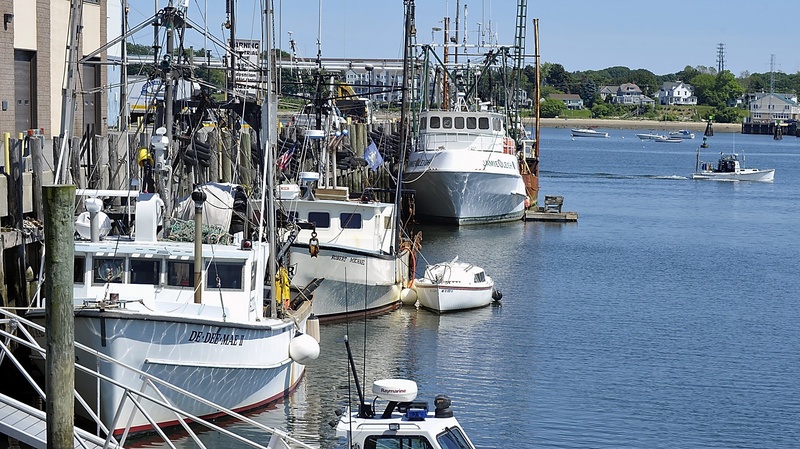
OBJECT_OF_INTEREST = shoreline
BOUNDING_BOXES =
[529,117,740,133]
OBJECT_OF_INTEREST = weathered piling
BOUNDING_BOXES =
[31,137,45,222]
[43,184,76,448]
[7,139,26,307]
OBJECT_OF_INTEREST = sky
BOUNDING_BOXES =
[124,0,798,77]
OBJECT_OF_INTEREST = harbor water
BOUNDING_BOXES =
[141,127,800,448]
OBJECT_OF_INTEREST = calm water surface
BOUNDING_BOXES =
[145,128,800,448]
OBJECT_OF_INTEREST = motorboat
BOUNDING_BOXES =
[571,128,609,138]
[406,256,501,313]
[692,150,775,181]
[654,135,683,143]
[636,132,664,140]
[334,337,478,449]
[669,129,695,139]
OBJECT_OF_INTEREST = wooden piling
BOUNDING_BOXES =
[7,139,25,308]
[31,137,44,221]
[43,184,76,449]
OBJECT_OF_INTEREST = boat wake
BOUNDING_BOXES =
[542,170,689,180]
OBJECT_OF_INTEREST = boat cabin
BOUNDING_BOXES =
[716,153,740,172]
[415,110,509,154]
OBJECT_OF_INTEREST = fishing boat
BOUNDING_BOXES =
[571,128,609,138]
[669,129,695,139]
[407,256,501,313]
[27,4,321,437]
[692,150,775,181]
[334,335,478,449]
[636,132,665,140]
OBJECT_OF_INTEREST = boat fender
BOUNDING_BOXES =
[492,288,503,302]
[289,331,320,365]
[400,287,418,305]
[309,231,320,257]
[306,314,321,343]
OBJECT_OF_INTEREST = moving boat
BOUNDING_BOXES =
[407,256,501,313]
[571,128,609,138]
[692,150,775,181]
[669,129,695,139]
[636,132,665,140]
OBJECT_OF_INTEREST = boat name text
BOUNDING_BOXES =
[188,330,245,346]
[330,255,366,266]
[483,159,515,170]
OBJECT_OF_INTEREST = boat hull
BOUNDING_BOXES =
[288,246,410,320]
[691,168,775,182]
[414,282,494,313]
[30,304,310,436]
[405,152,526,225]
[571,129,609,138]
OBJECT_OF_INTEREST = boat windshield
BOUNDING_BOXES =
[437,426,474,449]
[364,435,433,449]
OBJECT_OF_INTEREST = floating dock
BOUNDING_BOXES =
[524,195,578,223]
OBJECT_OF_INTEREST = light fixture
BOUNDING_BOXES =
[3,13,13,31]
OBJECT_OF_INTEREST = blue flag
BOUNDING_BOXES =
[364,141,383,170]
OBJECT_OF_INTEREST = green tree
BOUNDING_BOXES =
[544,64,574,94]
[579,77,597,108]
[629,69,658,97]
[714,71,745,106]
[540,97,566,118]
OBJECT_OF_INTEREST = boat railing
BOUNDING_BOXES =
[417,132,504,152]
[0,307,317,449]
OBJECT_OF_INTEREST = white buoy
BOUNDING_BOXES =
[400,287,418,305]
[289,332,320,365]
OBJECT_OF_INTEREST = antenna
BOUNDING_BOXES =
[769,54,776,93]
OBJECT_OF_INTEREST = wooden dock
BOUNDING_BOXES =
[524,195,578,223]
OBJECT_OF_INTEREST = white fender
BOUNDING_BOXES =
[289,332,320,365]
[400,287,418,305]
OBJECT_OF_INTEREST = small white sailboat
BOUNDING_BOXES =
[636,132,664,140]
[571,128,609,138]
[406,256,501,313]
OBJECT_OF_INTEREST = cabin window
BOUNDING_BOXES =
[474,271,486,283]
[442,117,452,129]
[130,259,162,285]
[364,436,433,449]
[419,117,427,129]
[466,117,477,129]
[492,117,502,131]
[206,262,243,290]
[74,257,85,284]
[429,116,440,128]
[340,213,362,229]
[93,258,125,284]
[437,427,473,449]
[308,212,331,229]
[454,116,465,129]
[168,261,195,287]
[478,117,490,129]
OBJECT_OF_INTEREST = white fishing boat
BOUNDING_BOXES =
[692,150,775,182]
[636,132,664,140]
[407,256,501,313]
[669,129,695,139]
[26,4,321,437]
[571,128,609,138]
[405,103,529,225]
[278,172,414,320]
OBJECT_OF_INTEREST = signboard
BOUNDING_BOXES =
[231,39,261,95]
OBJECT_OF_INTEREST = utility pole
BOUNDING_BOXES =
[716,43,725,73]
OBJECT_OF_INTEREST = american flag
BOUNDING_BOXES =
[276,144,296,170]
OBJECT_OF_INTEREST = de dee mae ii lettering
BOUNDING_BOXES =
[188,330,245,346]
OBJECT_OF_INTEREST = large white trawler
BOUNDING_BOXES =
[405,95,529,225]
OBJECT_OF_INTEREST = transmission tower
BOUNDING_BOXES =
[769,54,776,93]
[716,43,725,73]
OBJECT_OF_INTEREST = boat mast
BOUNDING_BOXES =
[396,0,415,252]
[260,0,278,318]
[55,0,84,184]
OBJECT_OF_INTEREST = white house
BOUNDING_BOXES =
[609,83,654,106]
[658,81,697,105]
[748,93,800,124]
[550,93,584,110]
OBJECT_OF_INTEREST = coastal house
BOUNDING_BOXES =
[658,81,697,105]
[550,93,583,110]
[1,0,108,139]
[607,83,654,106]
[598,85,617,101]
[747,93,800,124]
